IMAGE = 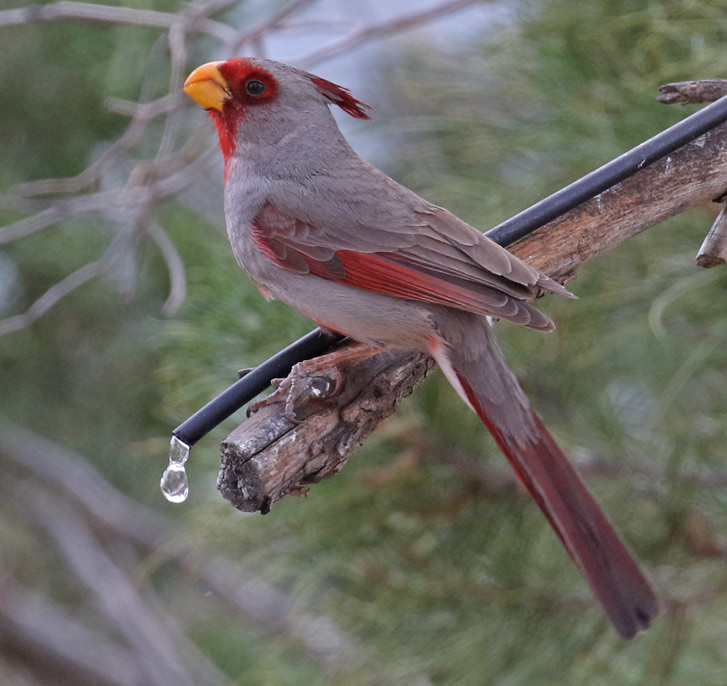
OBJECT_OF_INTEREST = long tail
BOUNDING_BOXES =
[430,315,659,639]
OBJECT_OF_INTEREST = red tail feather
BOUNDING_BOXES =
[456,373,659,639]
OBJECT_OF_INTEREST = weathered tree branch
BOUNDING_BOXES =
[220,350,434,511]
[657,79,727,105]
[696,206,727,267]
[657,79,727,268]
[220,116,727,513]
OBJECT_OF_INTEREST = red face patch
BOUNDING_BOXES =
[207,59,280,180]
[218,59,280,109]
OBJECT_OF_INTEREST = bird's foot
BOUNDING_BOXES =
[247,343,374,423]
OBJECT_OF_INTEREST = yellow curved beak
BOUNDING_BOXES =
[183,62,230,111]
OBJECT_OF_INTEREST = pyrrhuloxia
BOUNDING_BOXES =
[184,58,659,638]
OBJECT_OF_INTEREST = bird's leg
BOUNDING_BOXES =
[247,342,377,422]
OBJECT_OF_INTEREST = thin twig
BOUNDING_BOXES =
[0,193,50,212]
[0,258,107,337]
[148,221,188,314]
[297,0,483,67]
[3,147,213,242]
[104,93,181,120]
[0,1,236,42]
[0,191,117,243]
[696,205,727,267]
[227,0,318,53]
[658,79,727,105]
[0,217,142,336]
[10,93,183,199]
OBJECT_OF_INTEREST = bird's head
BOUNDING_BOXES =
[184,58,370,178]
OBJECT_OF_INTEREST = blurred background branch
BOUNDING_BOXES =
[1,420,362,681]
[0,0,482,332]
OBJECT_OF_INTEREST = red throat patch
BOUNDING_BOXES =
[209,60,281,181]
[208,109,241,181]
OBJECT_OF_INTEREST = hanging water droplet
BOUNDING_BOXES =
[309,375,336,398]
[160,463,189,503]
[168,435,190,466]
[160,436,191,503]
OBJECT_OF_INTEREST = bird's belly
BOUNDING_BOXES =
[231,228,435,351]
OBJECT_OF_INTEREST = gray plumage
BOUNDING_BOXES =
[185,57,659,638]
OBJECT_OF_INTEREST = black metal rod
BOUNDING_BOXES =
[488,96,727,245]
[173,96,727,447]
[173,328,344,445]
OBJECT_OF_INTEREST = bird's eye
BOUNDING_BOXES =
[245,79,266,96]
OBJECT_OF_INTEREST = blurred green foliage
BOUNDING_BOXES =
[2,0,727,684]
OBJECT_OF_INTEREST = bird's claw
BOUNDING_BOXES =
[246,362,343,422]
[246,377,285,417]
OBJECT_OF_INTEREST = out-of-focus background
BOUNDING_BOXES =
[2,0,727,684]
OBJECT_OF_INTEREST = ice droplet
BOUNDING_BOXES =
[160,436,191,503]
